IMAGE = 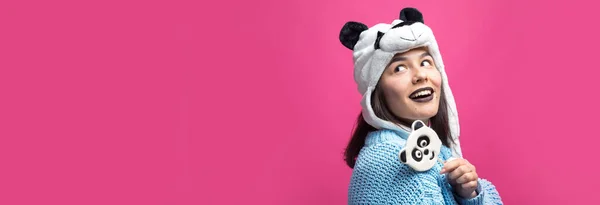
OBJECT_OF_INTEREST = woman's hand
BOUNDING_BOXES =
[440,158,478,199]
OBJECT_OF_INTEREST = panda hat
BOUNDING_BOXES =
[340,7,462,157]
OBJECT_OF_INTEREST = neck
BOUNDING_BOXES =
[398,118,430,127]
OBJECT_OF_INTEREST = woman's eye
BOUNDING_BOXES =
[421,60,432,67]
[394,65,407,72]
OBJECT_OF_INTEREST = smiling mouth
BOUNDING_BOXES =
[409,87,434,102]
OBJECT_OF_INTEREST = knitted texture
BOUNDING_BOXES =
[348,129,503,204]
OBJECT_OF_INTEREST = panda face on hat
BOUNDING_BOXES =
[399,120,442,172]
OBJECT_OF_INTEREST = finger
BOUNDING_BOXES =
[440,158,466,174]
[448,165,471,182]
[470,163,476,173]
[461,180,478,190]
[456,172,478,184]
[462,159,474,169]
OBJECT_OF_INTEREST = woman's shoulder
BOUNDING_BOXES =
[355,129,412,173]
[352,129,422,189]
[355,129,406,171]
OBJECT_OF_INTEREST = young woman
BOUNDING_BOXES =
[339,7,503,204]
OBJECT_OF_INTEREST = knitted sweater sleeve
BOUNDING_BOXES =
[453,178,504,205]
[348,140,446,204]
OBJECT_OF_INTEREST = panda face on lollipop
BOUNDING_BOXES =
[399,120,442,172]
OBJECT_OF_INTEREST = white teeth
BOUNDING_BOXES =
[412,90,432,98]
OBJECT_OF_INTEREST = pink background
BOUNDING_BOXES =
[1,0,599,204]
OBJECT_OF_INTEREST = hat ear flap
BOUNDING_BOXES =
[400,7,424,23]
[339,21,368,50]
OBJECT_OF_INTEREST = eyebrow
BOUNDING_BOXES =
[388,51,432,64]
[420,52,432,58]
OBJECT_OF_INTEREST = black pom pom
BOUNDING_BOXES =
[339,21,368,50]
[400,7,424,23]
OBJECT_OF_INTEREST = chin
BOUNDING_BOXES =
[398,102,440,121]
[414,113,437,120]
[414,108,439,119]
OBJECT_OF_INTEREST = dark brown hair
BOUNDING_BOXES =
[343,82,453,168]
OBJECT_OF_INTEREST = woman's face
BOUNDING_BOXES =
[379,47,442,124]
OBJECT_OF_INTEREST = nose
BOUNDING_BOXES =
[412,67,428,84]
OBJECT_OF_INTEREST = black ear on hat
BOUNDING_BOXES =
[339,21,368,50]
[400,7,424,23]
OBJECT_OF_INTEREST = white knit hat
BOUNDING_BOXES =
[339,7,462,157]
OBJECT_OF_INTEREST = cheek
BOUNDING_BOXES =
[430,71,442,88]
[382,77,411,100]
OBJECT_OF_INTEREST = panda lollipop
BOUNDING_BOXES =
[399,120,443,172]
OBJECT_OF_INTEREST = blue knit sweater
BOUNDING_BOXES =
[348,129,503,204]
